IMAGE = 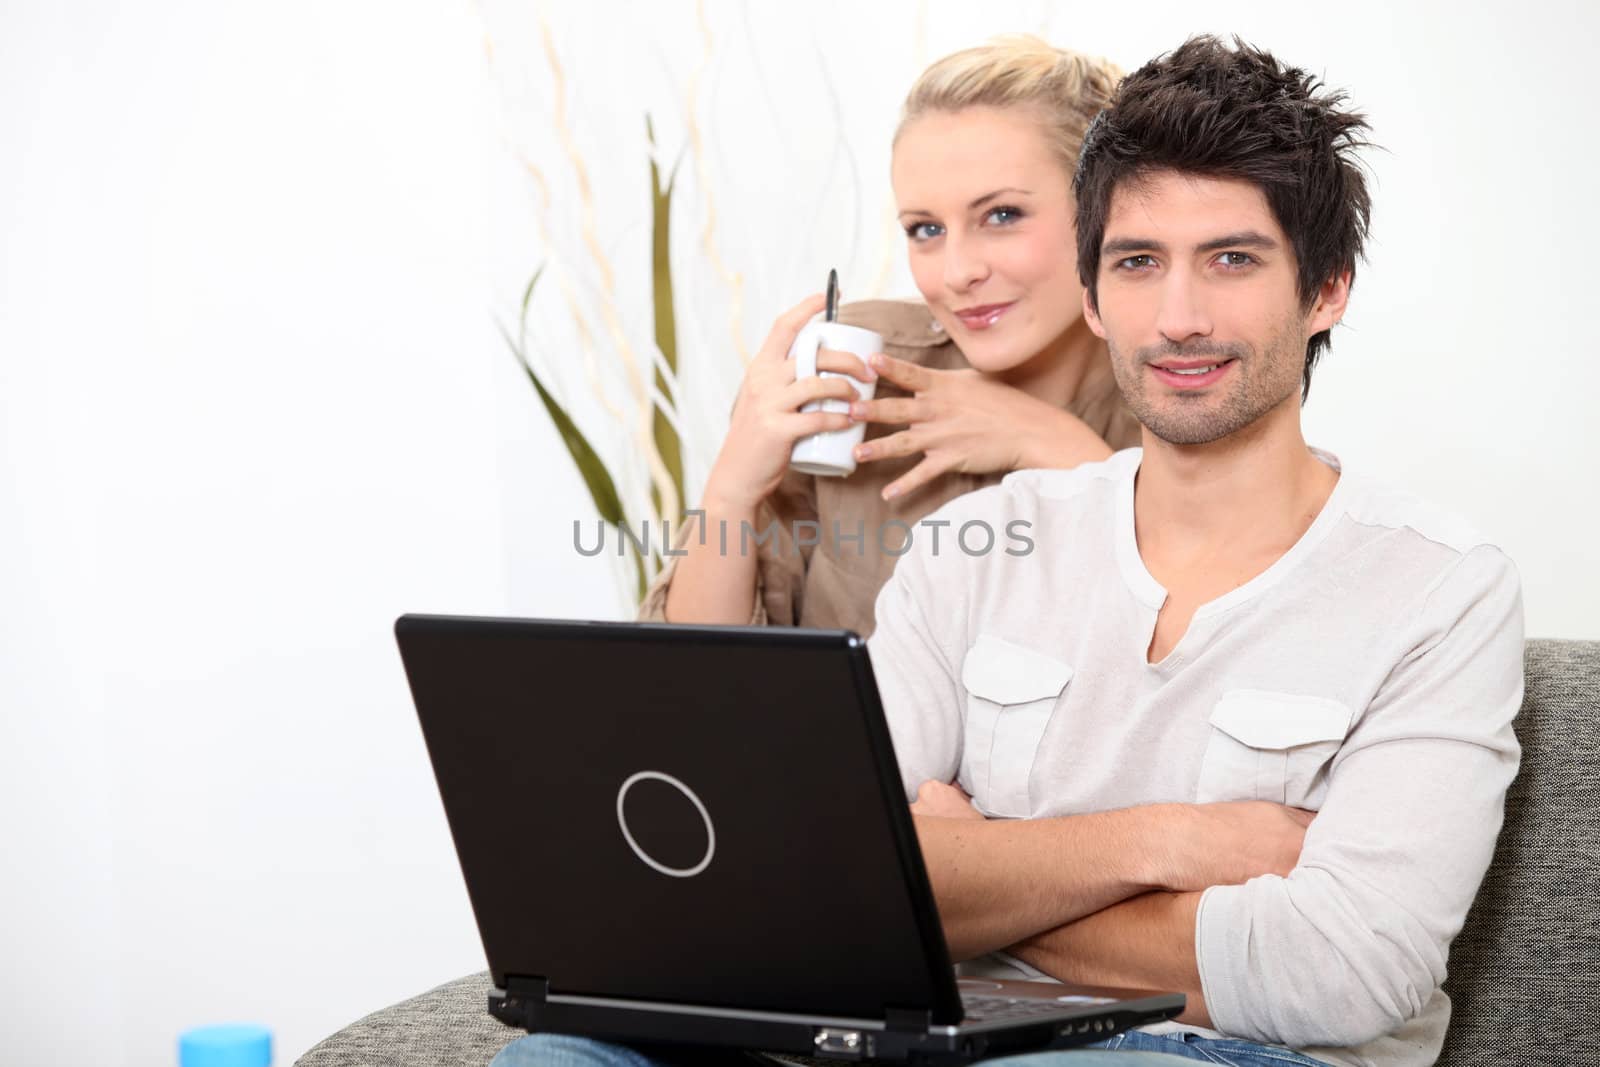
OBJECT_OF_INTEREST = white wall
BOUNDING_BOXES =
[1,2,1595,1065]
[1,2,512,1063]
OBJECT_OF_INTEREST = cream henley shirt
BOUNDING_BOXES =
[866,447,1524,1067]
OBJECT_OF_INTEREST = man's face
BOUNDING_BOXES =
[1083,170,1345,446]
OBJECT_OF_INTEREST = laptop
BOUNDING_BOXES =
[396,614,1183,1063]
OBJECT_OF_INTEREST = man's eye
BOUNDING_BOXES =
[905,222,943,241]
[1117,254,1155,270]
[1218,251,1255,268]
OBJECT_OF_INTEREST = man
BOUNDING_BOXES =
[869,34,1523,1067]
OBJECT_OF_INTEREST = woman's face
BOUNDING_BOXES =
[891,106,1085,375]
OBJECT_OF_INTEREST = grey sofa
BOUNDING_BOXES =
[298,639,1600,1067]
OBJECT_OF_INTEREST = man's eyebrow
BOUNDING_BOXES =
[1195,231,1279,254]
[1102,237,1165,257]
[1100,231,1280,257]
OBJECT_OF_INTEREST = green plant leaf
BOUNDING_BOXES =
[498,306,646,601]
[646,114,684,519]
[518,265,544,348]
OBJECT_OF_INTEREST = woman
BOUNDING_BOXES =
[644,36,1139,637]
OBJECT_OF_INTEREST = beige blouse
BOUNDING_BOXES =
[638,299,1141,637]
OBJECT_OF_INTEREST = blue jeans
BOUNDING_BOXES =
[1073,1030,1328,1065]
[490,1030,1328,1066]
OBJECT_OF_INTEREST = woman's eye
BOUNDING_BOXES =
[985,205,1024,225]
[905,221,943,241]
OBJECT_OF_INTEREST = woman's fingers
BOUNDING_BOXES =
[778,373,861,411]
[853,429,919,465]
[850,396,923,424]
[869,352,934,390]
[882,455,951,502]
[782,410,855,438]
[756,294,827,362]
[815,347,878,383]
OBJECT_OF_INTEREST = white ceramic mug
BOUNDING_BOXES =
[788,320,882,477]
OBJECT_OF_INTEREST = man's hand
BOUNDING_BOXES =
[1151,801,1316,892]
[910,780,985,820]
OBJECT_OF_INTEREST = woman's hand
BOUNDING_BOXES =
[701,295,878,513]
[849,354,1114,501]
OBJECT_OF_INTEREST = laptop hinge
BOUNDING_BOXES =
[504,974,550,1002]
[884,1005,933,1033]
[490,974,549,1030]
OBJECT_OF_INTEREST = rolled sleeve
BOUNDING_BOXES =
[635,469,817,626]
[636,513,770,625]
[1196,545,1524,1048]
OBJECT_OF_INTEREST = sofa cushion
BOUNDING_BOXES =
[295,971,515,1067]
[1438,639,1600,1066]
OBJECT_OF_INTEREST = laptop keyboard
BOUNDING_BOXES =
[958,993,1080,1023]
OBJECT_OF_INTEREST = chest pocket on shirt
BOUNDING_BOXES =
[1195,690,1354,809]
[960,634,1073,818]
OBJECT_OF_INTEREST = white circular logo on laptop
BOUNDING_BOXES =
[615,770,716,878]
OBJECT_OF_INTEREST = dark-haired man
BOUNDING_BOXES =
[870,36,1523,1067]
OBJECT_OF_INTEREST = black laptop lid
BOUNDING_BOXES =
[396,615,961,1024]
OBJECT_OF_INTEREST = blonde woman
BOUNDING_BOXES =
[646,37,1139,637]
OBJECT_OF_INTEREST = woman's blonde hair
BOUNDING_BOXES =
[896,35,1124,175]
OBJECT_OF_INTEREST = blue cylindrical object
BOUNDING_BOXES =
[178,1024,272,1067]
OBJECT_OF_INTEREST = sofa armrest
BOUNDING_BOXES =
[295,971,520,1067]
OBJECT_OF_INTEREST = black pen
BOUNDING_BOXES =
[825,268,839,323]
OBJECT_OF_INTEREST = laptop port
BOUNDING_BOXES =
[813,1028,865,1058]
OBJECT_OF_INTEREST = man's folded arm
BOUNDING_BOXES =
[1018,546,1524,1050]
[912,809,1175,960]
[1010,891,1209,1026]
